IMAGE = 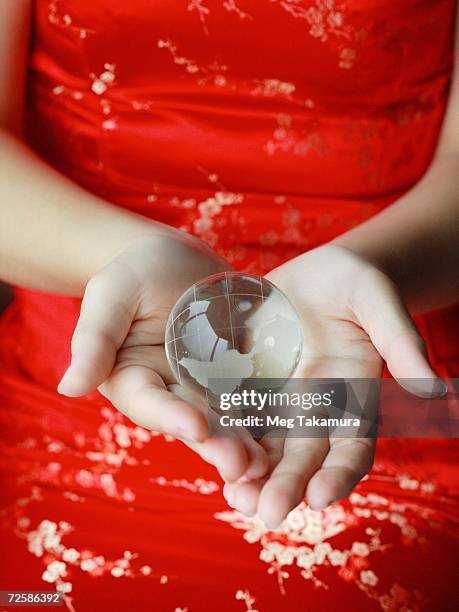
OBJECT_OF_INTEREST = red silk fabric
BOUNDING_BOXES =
[0,1,458,610]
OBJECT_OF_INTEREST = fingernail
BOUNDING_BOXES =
[174,427,205,443]
[218,467,236,483]
[265,521,281,531]
[212,457,239,483]
[57,367,74,395]
[402,377,449,399]
[432,378,448,396]
[308,498,328,512]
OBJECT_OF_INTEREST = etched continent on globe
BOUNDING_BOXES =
[165,272,303,397]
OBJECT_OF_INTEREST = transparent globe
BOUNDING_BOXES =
[165,272,303,399]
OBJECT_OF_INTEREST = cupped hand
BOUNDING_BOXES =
[223,245,446,528]
[58,233,269,483]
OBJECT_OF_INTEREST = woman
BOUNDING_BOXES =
[0,1,458,610]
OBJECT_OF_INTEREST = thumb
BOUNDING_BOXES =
[354,271,447,398]
[58,264,138,396]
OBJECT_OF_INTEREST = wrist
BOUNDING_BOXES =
[63,209,162,294]
[330,234,397,279]
[331,158,459,312]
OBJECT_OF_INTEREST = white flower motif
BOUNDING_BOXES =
[314,542,332,564]
[75,469,95,488]
[113,423,131,448]
[296,550,315,569]
[399,477,419,490]
[102,119,117,131]
[252,78,296,98]
[328,549,348,566]
[286,507,308,530]
[62,548,80,563]
[44,560,67,582]
[277,547,295,565]
[100,473,117,497]
[401,525,417,539]
[99,71,115,83]
[58,521,71,532]
[91,80,107,95]
[351,542,370,557]
[80,558,97,572]
[28,536,43,557]
[244,529,261,544]
[90,64,116,95]
[42,570,56,583]
[194,217,213,233]
[360,570,378,587]
[259,548,275,563]
[43,534,61,550]
[39,520,57,535]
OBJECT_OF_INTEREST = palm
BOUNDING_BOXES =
[223,245,440,528]
[224,290,380,525]
[59,235,270,483]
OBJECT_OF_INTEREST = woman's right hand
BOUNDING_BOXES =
[57,233,269,483]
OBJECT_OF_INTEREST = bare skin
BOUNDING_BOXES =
[1,1,458,528]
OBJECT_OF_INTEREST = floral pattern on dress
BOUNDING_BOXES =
[215,488,435,610]
[1,1,456,610]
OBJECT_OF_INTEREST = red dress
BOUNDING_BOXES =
[0,1,458,610]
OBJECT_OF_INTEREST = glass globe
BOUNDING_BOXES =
[165,272,303,400]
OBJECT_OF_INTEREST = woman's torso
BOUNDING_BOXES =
[3,0,458,386]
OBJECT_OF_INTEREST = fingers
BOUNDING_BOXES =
[306,438,375,511]
[234,430,271,482]
[243,439,272,481]
[221,363,380,525]
[173,383,270,482]
[223,434,284,516]
[257,437,328,529]
[172,371,272,482]
[171,383,250,481]
[99,356,208,442]
[58,265,139,396]
[354,271,447,397]
[224,480,265,516]
[228,436,374,525]
[181,436,250,483]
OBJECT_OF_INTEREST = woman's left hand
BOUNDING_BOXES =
[223,245,446,528]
